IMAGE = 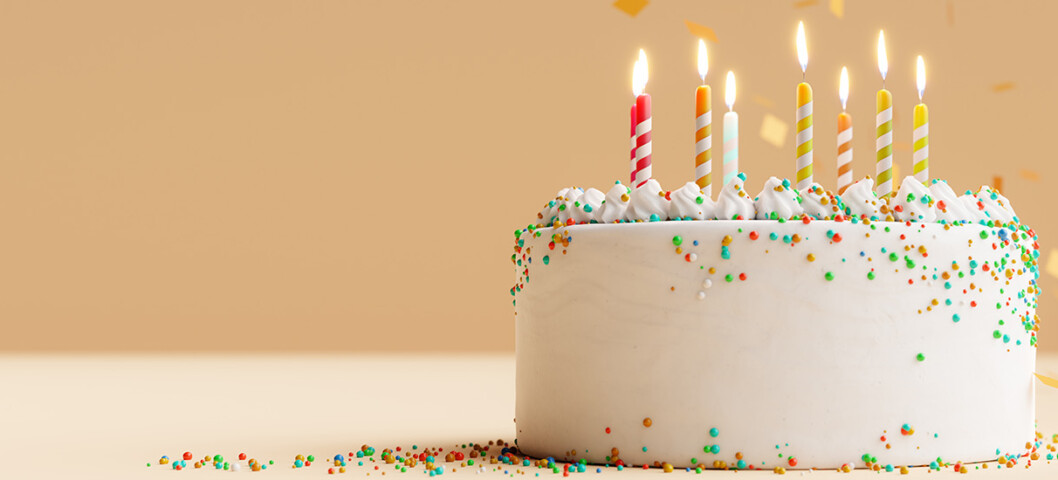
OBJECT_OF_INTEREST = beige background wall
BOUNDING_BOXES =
[0,0,1052,352]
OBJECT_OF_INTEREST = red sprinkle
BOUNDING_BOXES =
[802,215,811,224]
[605,427,611,434]
[739,273,747,281]
[893,204,904,213]
[239,453,247,461]
[788,457,798,467]
[749,231,759,240]
[831,233,842,243]
[183,452,193,461]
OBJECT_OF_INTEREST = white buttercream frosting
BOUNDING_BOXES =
[533,177,1024,226]
[597,182,631,223]
[800,183,842,219]
[754,177,803,220]
[714,174,755,220]
[929,180,972,223]
[974,186,1017,224]
[570,188,604,224]
[840,177,885,219]
[628,179,670,221]
[892,176,937,223]
[667,182,714,220]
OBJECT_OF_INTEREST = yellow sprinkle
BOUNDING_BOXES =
[806,253,815,262]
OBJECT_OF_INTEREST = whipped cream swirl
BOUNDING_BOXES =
[840,178,884,219]
[668,182,715,220]
[892,176,937,223]
[596,182,631,223]
[570,188,605,224]
[800,183,842,219]
[629,179,670,221]
[715,174,756,220]
[929,180,972,223]
[754,177,804,220]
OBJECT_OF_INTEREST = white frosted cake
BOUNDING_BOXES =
[512,175,1040,471]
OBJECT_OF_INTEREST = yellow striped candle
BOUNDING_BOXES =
[695,39,712,196]
[875,31,893,198]
[913,55,929,185]
[795,22,813,190]
[837,66,853,194]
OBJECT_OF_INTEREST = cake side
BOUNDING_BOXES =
[513,220,1038,469]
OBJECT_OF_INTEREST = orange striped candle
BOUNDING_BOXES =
[837,67,853,194]
[695,39,712,196]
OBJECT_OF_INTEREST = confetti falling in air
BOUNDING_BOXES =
[1036,373,1058,389]
[612,0,648,17]
[829,0,845,17]
[1045,249,1058,278]
[684,20,719,43]
[793,0,819,8]
[753,95,775,109]
[993,175,1003,193]
[759,113,788,148]
[1020,169,1041,181]
[993,82,1016,93]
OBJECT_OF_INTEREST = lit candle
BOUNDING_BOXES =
[913,55,929,185]
[795,21,813,190]
[723,71,738,186]
[632,50,652,188]
[875,30,894,198]
[837,66,853,194]
[695,39,713,196]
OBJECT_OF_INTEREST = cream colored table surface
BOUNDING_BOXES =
[2,353,1057,479]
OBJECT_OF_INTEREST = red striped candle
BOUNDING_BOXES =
[630,105,637,183]
[631,50,652,187]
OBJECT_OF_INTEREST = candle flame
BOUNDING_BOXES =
[839,66,849,111]
[796,21,808,73]
[725,70,736,110]
[877,30,888,81]
[633,49,648,96]
[697,39,708,82]
[916,55,926,102]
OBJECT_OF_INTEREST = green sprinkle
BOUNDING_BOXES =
[673,236,683,246]
[542,255,550,265]
[824,272,835,281]
[980,230,989,239]
[725,274,734,283]
[695,196,704,205]
[952,314,960,323]
[889,252,899,262]
[916,353,925,362]
[867,271,876,280]
[993,330,1002,339]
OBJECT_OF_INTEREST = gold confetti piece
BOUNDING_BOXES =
[1035,373,1058,389]
[829,0,844,18]
[684,20,719,43]
[992,175,1003,193]
[613,0,648,17]
[1020,169,1040,181]
[759,114,788,148]
[794,0,819,8]
[752,95,775,108]
[1045,250,1058,278]
[992,82,1016,93]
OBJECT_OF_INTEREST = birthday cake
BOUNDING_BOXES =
[511,175,1040,471]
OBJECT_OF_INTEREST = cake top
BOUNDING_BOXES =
[531,174,1019,228]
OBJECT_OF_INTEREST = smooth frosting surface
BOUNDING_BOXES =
[513,220,1040,469]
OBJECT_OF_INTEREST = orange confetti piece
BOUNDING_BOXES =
[1019,169,1040,181]
[829,0,844,17]
[992,175,1003,193]
[613,0,648,17]
[1045,250,1058,278]
[992,82,1015,93]
[684,20,719,43]
[753,95,775,109]
[793,0,819,8]
[760,114,788,148]
[1035,373,1058,389]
